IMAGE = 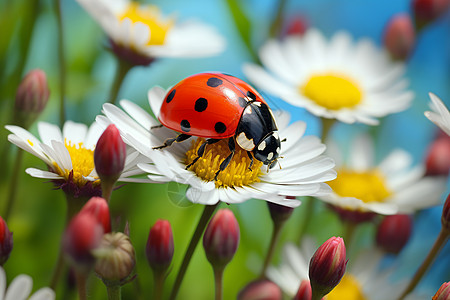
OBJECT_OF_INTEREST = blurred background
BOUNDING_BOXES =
[0,0,449,298]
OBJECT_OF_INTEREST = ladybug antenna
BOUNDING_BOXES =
[151,124,164,130]
[281,138,287,143]
[259,90,283,111]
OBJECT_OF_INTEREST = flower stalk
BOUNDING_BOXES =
[108,59,133,105]
[53,0,66,127]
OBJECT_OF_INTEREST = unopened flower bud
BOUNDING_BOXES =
[94,124,126,185]
[294,280,312,300]
[309,237,347,299]
[383,13,415,61]
[0,217,13,266]
[63,212,104,271]
[441,193,450,232]
[412,0,450,30]
[14,69,50,128]
[283,15,308,37]
[94,232,136,283]
[146,219,174,273]
[80,197,111,233]
[376,214,413,254]
[237,279,282,300]
[433,282,450,300]
[425,136,450,176]
[267,201,294,224]
[203,209,240,270]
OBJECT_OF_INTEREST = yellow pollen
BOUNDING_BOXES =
[119,3,173,46]
[325,275,367,300]
[27,139,34,146]
[301,73,362,110]
[52,139,97,186]
[185,138,263,188]
[328,169,391,204]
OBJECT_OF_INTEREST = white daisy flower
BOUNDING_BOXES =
[424,92,450,136]
[267,237,424,300]
[319,134,446,217]
[6,121,151,198]
[243,28,414,125]
[0,267,55,300]
[76,0,225,65]
[96,86,337,207]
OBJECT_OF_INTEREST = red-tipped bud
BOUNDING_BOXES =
[412,0,450,30]
[80,197,111,233]
[425,136,450,176]
[283,15,308,37]
[376,214,413,254]
[441,193,450,232]
[237,279,282,300]
[294,280,312,300]
[14,69,50,128]
[383,13,415,61]
[146,219,174,273]
[203,209,240,270]
[0,217,13,266]
[267,201,294,224]
[433,282,450,300]
[94,124,126,184]
[63,212,104,271]
[309,237,347,299]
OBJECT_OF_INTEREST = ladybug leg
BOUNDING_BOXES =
[185,138,221,169]
[153,133,191,150]
[214,138,236,180]
[150,124,164,130]
[247,152,254,171]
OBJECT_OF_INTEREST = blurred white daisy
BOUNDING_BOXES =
[267,237,424,300]
[6,121,151,198]
[76,0,225,65]
[243,29,413,125]
[0,267,55,300]
[96,86,337,207]
[425,92,450,136]
[319,134,446,218]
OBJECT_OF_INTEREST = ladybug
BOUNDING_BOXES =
[154,72,281,179]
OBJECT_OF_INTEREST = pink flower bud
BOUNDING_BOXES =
[63,212,104,271]
[0,217,13,266]
[425,136,450,176]
[376,214,413,254]
[441,193,450,232]
[433,282,450,300]
[146,219,174,273]
[94,124,126,184]
[383,13,415,61]
[237,279,282,300]
[283,15,308,37]
[80,197,111,233]
[309,237,347,298]
[203,209,240,270]
[14,69,50,128]
[294,280,312,300]
[412,0,450,29]
[267,201,294,224]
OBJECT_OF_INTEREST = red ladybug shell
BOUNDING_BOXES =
[158,72,268,138]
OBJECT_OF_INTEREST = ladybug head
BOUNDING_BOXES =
[253,132,281,166]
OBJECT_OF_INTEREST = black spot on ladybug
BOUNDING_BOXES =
[247,91,256,101]
[180,120,191,132]
[214,122,227,134]
[195,98,208,112]
[166,89,176,103]
[238,97,247,108]
[207,77,223,88]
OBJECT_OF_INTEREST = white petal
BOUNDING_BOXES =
[29,288,55,300]
[148,86,167,118]
[0,267,5,300]
[5,275,32,300]
[26,168,63,179]
[63,121,88,145]
[37,122,63,145]
[349,134,374,171]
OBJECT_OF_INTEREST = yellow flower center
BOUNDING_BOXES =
[328,169,391,204]
[301,73,362,110]
[185,138,263,188]
[119,3,173,46]
[326,275,367,300]
[53,139,97,186]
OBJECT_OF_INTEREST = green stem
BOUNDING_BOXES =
[49,249,66,291]
[260,220,284,278]
[269,0,287,38]
[213,267,224,300]
[4,149,23,220]
[343,221,357,249]
[153,271,165,300]
[169,203,219,300]
[75,271,88,300]
[108,59,132,105]
[320,117,335,142]
[296,196,314,244]
[397,229,449,300]
[101,180,114,204]
[106,283,122,300]
[54,0,66,128]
